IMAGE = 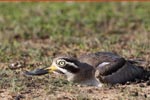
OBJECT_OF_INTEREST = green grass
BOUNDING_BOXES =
[0,2,150,100]
[0,2,150,39]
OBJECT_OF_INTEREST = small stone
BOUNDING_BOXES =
[139,83,145,87]
[62,96,72,100]
[87,89,93,93]
[144,94,147,98]
[15,95,24,100]
[126,81,131,85]
[130,91,138,96]
[9,61,26,70]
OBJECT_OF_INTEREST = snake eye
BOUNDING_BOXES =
[57,60,66,67]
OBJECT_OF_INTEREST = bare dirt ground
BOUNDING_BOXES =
[0,32,150,100]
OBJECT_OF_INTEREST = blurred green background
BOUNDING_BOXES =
[0,2,150,63]
[0,2,150,39]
